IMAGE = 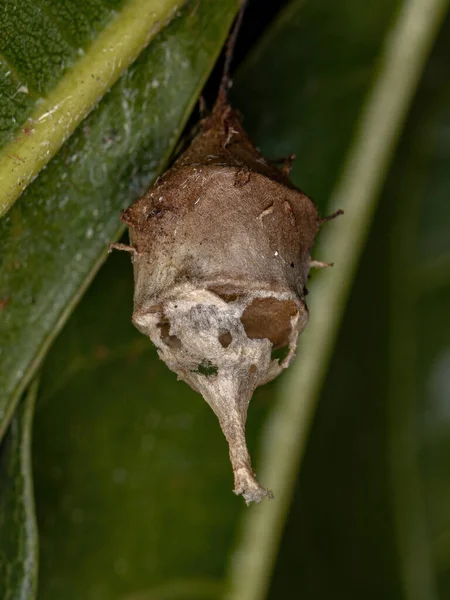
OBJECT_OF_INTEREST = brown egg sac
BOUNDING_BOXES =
[111,85,340,504]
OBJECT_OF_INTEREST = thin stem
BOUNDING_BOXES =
[219,0,249,101]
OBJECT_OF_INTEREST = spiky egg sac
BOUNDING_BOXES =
[118,97,320,504]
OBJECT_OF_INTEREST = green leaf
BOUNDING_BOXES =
[226,1,450,599]
[0,0,184,217]
[6,0,450,598]
[386,19,450,597]
[0,381,38,600]
[0,0,238,440]
[271,21,450,596]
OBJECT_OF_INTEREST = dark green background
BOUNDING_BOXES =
[1,0,450,598]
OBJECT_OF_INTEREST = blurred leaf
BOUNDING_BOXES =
[0,0,238,440]
[271,13,450,597]
[0,0,184,217]
[386,13,450,598]
[226,0,449,599]
[0,381,38,600]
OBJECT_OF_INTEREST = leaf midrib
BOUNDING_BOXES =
[0,0,185,219]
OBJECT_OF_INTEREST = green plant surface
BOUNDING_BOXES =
[0,381,38,600]
[2,0,450,598]
[274,24,450,595]
[386,19,450,596]
[227,0,450,599]
[0,0,184,217]
[0,0,238,439]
